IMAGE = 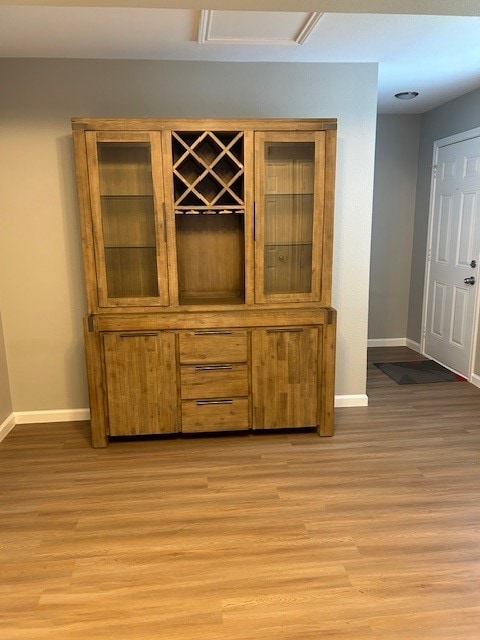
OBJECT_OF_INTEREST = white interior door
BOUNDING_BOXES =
[423,133,480,377]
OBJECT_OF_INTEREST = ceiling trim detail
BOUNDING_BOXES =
[295,12,324,45]
[198,10,324,46]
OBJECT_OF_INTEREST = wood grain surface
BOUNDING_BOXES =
[2,347,480,639]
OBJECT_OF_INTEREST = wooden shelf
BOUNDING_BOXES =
[179,294,245,306]
[104,245,156,249]
[175,207,245,215]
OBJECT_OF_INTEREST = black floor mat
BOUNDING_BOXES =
[374,360,465,385]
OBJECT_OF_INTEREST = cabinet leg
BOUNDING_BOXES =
[83,319,108,448]
[318,308,336,437]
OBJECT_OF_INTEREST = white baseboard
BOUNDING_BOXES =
[405,339,422,353]
[1,408,90,442]
[367,337,423,354]
[335,394,368,408]
[0,412,16,443]
[367,338,406,347]
[14,408,90,424]
[471,373,480,389]
[8,397,373,422]
[2,397,371,442]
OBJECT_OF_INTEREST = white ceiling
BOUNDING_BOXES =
[1,4,480,114]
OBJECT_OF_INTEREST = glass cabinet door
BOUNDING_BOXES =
[254,131,325,303]
[86,132,169,307]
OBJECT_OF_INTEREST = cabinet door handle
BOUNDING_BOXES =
[119,332,158,338]
[266,328,303,333]
[195,365,233,371]
[194,330,232,335]
[196,399,233,405]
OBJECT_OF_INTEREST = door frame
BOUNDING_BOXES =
[421,126,480,382]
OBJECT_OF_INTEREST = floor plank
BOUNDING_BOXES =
[1,347,480,639]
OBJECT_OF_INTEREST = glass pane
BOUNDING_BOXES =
[263,142,314,294]
[97,142,159,298]
[105,247,158,298]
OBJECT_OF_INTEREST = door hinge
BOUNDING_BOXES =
[87,315,95,332]
[432,164,438,179]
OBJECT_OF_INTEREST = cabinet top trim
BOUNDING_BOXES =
[71,117,337,132]
[91,307,336,332]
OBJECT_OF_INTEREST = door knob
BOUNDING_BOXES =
[464,276,476,285]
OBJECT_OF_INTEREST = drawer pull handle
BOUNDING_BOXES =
[266,328,303,333]
[194,330,232,336]
[195,365,233,371]
[196,399,233,406]
[119,332,158,338]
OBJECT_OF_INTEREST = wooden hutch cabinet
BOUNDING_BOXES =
[72,118,337,447]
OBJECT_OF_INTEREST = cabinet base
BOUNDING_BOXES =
[84,308,336,448]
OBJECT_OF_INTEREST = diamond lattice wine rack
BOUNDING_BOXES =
[172,131,245,214]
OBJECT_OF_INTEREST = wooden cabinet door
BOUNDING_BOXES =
[254,131,328,304]
[86,132,169,308]
[252,326,319,429]
[103,331,177,436]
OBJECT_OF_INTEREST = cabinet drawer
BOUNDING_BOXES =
[181,397,249,433]
[180,364,248,400]
[178,330,248,364]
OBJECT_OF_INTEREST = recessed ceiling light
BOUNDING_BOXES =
[394,91,419,100]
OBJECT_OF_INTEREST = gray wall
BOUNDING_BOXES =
[0,58,378,414]
[408,87,480,348]
[369,114,420,340]
[0,309,13,424]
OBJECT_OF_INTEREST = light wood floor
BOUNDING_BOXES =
[2,347,480,639]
